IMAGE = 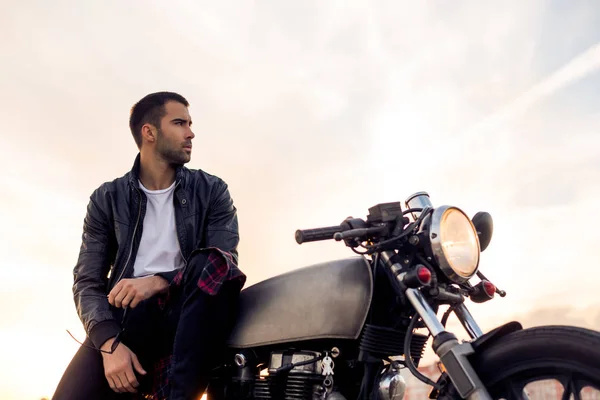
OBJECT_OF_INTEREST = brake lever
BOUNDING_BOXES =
[333,226,387,241]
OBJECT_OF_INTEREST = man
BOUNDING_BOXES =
[53,92,245,400]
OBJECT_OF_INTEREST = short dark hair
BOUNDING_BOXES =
[129,91,189,148]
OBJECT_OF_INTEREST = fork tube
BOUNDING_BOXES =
[380,251,447,337]
[454,303,484,339]
[405,288,445,336]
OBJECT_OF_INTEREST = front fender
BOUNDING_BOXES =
[470,321,523,353]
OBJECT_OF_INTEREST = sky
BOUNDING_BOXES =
[1,1,600,398]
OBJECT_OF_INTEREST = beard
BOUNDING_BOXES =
[156,129,191,165]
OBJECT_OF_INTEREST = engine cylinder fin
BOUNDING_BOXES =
[359,324,429,361]
[254,374,322,400]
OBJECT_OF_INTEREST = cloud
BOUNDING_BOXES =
[3,3,600,399]
[454,42,600,147]
[1,0,600,331]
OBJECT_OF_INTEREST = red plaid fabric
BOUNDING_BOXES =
[135,355,172,400]
[134,248,245,399]
[196,247,245,295]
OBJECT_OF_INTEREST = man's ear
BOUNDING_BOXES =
[141,124,157,144]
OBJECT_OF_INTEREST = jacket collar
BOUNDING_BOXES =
[128,153,186,189]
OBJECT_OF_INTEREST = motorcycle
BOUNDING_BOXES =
[207,192,600,399]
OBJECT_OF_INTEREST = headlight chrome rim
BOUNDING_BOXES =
[430,205,480,283]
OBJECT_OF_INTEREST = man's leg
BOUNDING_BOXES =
[120,297,172,370]
[168,252,241,400]
[53,300,168,400]
[52,339,128,400]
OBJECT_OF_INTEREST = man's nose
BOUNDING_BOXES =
[187,128,195,139]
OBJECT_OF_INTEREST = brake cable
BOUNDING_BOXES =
[404,311,443,390]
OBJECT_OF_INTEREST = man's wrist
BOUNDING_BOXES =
[153,275,169,293]
[89,320,122,350]
[100,337,116,353]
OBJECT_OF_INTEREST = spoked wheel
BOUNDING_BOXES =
[447,326,600,399]
[487,367,600,399]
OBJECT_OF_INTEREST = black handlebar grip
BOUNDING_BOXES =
[295,226,342,244]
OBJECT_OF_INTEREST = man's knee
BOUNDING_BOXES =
[181,251,210,286]
[180,251,242,296]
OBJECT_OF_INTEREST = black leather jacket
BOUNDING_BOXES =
[73,154,239,348]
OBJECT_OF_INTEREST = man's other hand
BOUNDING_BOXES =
[108,276,169,308]
[101,338,147,393]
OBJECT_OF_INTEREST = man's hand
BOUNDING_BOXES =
[101,338,147,393]
[108,275,169,309]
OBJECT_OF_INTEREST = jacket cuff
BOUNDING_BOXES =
[154,270,180,285]
[89,320,121,349]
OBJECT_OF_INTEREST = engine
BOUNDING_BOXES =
[226,348,408,400]
[230,349,347,400]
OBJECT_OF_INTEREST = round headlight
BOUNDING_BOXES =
[429,206,480,283]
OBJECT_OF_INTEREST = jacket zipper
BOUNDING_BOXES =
[174,180,188,268]
[115,188,143,284]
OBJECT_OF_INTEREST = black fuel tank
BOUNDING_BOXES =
[227,257,373,348]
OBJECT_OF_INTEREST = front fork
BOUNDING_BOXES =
[406,288,491,399]
[381,252,492,400]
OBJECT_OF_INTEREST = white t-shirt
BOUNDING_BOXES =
[132,180,185,278]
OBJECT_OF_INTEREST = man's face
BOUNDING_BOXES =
[155,101,195,165]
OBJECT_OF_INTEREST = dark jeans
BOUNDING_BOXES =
[53,253,241,400]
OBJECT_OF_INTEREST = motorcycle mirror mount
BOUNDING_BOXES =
[471,211,493,252]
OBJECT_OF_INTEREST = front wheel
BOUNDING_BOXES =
[456,326,600,399]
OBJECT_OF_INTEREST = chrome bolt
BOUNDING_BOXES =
[234,353,247,368]
[331,347,340,358]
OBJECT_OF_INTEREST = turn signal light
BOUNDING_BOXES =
[470,280,495,303]
[483,280,496,297]
[417,267,432,285]
[401,265,432,288]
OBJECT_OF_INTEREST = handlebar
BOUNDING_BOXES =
[333,226,387,241]
[295,225,342,244]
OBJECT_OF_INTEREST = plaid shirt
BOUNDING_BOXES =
[181,247,245,295]
[136,247,246,400]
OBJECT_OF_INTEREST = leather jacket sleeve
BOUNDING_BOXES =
[206,181,240,263]
[72,187,121,349]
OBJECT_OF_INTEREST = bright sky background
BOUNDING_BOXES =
[1,1,600,398]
